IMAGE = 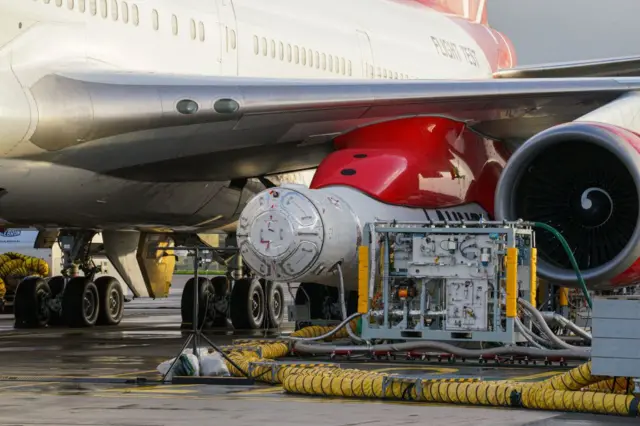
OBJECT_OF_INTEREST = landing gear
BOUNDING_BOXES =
[179,276,285,331]
[230,278,265,330]
[12,230,126,329]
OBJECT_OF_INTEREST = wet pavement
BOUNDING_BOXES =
[0,276,631,425]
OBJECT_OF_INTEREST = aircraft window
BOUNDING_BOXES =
[261,37,267,56]
[376,67,381,78]
[383,69,387,78]
[131,4,138,25]
[67,0,74,9]
[253,36,258,55]
[230,29,237,49]
[100,0,107,18]
[191,20,197,40]
[368,64,374,78]
[301,48,306,66]
[152,9,159,30]
[321,53,326,70]
[111,0,118,20]
[44,0,51,4]
[198,21,204,41]
[294,46,299,64]
[314,51,319,69]
[287,44,292,62]
[121,2,128,23]
[270,40,276,58]
[171,14,178,35]
[340,58,345,75]
[308,50,313,67]
[328,55,332,72]
[394,72,398,79]
[348,60,352,76]
[89,0,96,14]
[56,0,62,7]
[78,0,85,11]
[278,41,284,60]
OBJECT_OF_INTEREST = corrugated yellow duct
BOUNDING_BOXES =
[0,252,51,300]
[219,323,640,417]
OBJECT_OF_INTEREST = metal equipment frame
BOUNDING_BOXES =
[359,220,534,344]
[155,245,251,383]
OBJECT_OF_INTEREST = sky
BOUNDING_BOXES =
[488,0,640,65]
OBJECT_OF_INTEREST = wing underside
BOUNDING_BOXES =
[19,70,640,181]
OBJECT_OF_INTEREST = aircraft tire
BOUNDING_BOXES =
[62,277,100,328]
[95,276,124,326]
[230,278,265,330]
[14,277,52,329]
[265,281,285,329]
[180,277,215,329]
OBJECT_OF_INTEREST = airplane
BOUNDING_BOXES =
[2,0,640,330]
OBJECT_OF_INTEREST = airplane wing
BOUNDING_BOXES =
[23,70,640,181]
[494,55,640,79]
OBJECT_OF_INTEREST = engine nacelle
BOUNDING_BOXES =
[237,185,487,289]
[495,121,640,288]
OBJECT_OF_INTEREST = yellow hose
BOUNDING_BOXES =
[585,378,634,395]
[0,253,51,299]
[216,322,640,418]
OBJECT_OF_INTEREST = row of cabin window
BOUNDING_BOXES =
[42,0,141,25]
[38,0,218,44]
[253,36,353,76]
[364,63,413,80]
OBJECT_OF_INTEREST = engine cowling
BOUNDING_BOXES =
[494,121,640,288]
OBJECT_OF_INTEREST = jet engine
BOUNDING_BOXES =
[494,121,640,288]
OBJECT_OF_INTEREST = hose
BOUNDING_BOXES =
[518,298,589,352]
[514,317,546,350]
[532,222,592,309]
[285,313,362,341]
[292,340,589,360]
[217,319,640,417]
[540,311,592,342]
[336,263,366,344]
[0,253,50,299]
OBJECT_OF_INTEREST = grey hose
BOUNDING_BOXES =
[515,317,546,350]
[336,263,366,344]
[540,311,592,342]
[286,312,363,342]
[292,340,590,360]
[518,298,589,352]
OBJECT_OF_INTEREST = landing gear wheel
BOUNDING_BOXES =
[14,277,52,328]
[230,278,265,330]
[180,277,215,329]
[62,277,100,328]
[95,276,124,326]
[46,276,66,326]
[265,281,285,329]
[210,276,229,327]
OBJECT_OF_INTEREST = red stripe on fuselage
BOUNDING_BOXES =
[393,0,517,72]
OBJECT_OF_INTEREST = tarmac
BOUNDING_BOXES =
[0,275,632,426]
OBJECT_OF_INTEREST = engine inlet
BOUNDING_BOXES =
[495,122,640,287]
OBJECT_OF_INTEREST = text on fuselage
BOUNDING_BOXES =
[430,36,479,67]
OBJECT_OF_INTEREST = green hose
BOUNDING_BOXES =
[532,222,592,309]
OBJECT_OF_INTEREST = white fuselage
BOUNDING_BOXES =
[0,0,498,156]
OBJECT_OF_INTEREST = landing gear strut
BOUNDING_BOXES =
[13,230,125,329]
